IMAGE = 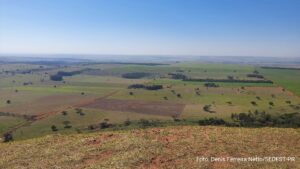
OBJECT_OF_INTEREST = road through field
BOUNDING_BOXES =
[5,90,119,134]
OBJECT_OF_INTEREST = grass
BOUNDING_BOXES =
[0,116,25,134]
[12,108,172,140]
[1,62,300,141]
[1,126,299,169]
[260,68,300,96]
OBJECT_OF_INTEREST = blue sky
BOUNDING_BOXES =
[0,0,300,57]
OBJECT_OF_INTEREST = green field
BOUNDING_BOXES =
[0,62,299,140]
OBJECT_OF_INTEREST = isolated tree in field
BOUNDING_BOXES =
[256,96,261,100]
[227,75,234,80]
[269,102,274,106]
[286,100,291,104]
[61,111,68,116]
[177,93,181,98]
[129,92,133,95]
[81,92,85,95]
[3,133,13,142]
[172,115,181,122]
[253,70,259,74]
[163,96,168,100]
[63,121,72,128]
[124,119,131,126]
[6,100,11,104]
[51,125,58,131]
[226,101,232,105]
[251,101,257,106]
[15,89,18,93]
[99,119,111,129]
[203,105,215,113]
[75,108,82,114]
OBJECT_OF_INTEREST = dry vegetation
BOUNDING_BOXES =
[0,126,299,169]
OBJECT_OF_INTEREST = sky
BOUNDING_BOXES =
[0,0,300,57]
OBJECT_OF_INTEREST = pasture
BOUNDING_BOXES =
[0,62,299,140]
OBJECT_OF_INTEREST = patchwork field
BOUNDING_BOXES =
[0,62,299,141]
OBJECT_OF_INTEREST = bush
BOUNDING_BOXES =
[168,73,187,80]
[124,119,131,126]
[122,72,150,79]
[204,83,219,88]
[128,84,163,90]
[199,118,226,125]
[203,105,215,113]
[61,111,68,116]
[50,74,63,81]
[230,111,300,127]
[3,133,13,142]
[51,125,58,131]
[138,119,160,128]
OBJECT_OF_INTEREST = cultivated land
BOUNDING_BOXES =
[0,60,299,168]
[0,62,300,139]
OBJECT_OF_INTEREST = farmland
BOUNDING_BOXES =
[0,61,300,141]
[0,60,300,168]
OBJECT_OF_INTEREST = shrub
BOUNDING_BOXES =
[122,72,150,79]
[50,74,63,81]
[51,125,58,131]
[128,84,163,90]
[138,119,160,128]
[203,105,215,113]
[61,111,68,116]
[99,121,111,129]
[198,118,226,125]
[124,119,131,126]
[204,82,219,88]
[3,133,13,142]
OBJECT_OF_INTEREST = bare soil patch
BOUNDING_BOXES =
[84,99,185,117]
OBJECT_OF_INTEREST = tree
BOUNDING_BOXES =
[51,125,58,131]
[3,133,13,142]
[269,102,274,106]
[129,92,134,95]
[251,101,257,106]
[6,100,11,104]
[227,76,234,80]
[63,121,72,128]
[226,101,232,105]
[177,93,181,98]
[61,111,68,116]
[124,119,131,126]
[203,105,215,113]
[50,74,63,81]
